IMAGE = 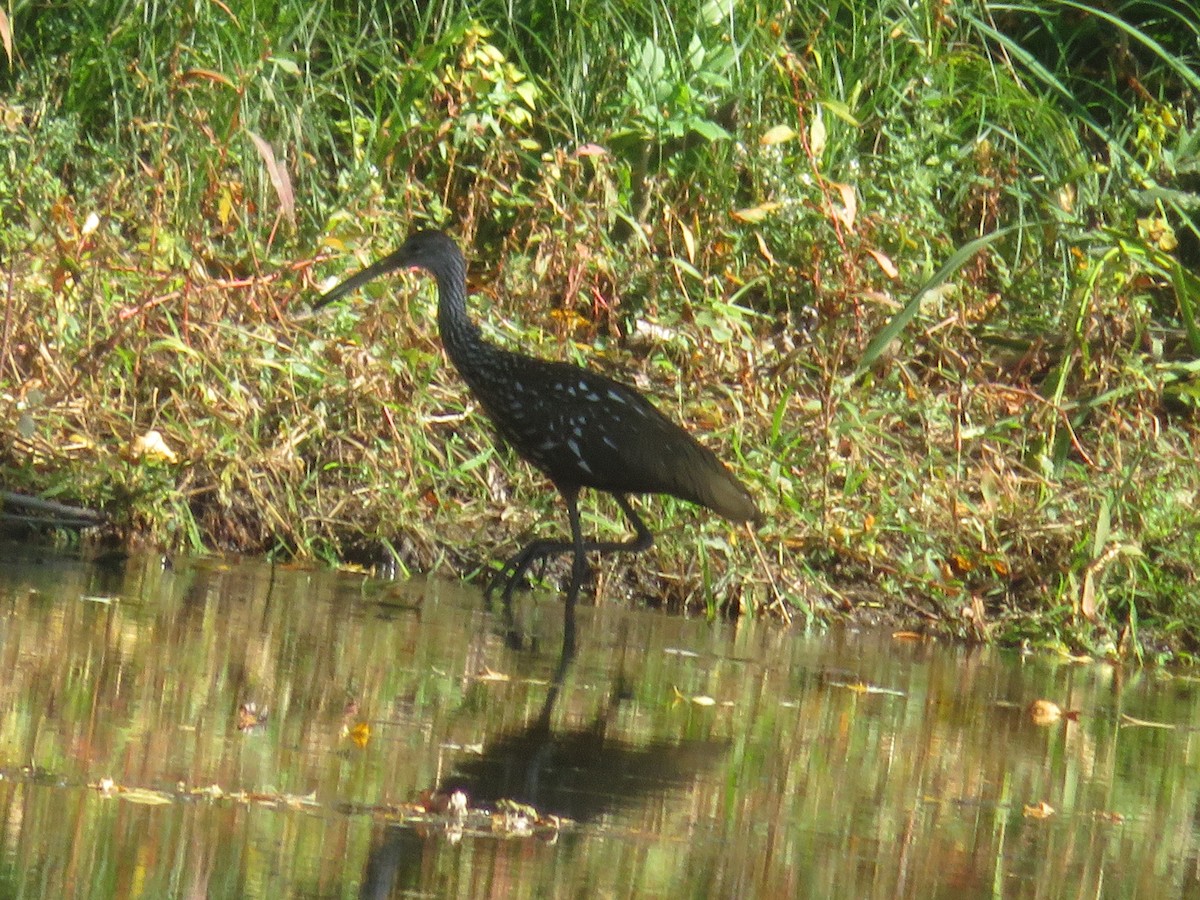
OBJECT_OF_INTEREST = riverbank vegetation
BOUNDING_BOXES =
[1,1,1197,658]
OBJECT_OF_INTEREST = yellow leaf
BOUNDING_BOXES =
[830,181,856,229]
[809,106,826,162]
[754,231,776,265]
[867,248,899,279]
[760,124,798,146]
[680,219,696,264]
[1080,568,1098,620]
[218,186,234,229]
[131,429,178,464]
[0,7,11,66]
[732,202,782,223]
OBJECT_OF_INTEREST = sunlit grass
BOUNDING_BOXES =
[0,0,1198,655]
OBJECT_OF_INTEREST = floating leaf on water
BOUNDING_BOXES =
[345,721,371,748]
[1120,713,1176,729]
[119,787,174,806]
[237,702,268,732]
[828,679,907,697]
[1028,699,1062,725]
[282,791,320,809]
[672,686,715,710]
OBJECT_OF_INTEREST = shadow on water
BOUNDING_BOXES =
[3,543,1200,898]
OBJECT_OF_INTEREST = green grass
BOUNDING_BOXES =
[1,0,1198,657]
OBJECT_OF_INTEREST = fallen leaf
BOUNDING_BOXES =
[131,429,178,463]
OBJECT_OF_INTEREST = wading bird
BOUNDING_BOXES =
[315,230,759,621]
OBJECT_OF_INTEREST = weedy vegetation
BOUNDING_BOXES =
[0,0,1198,658]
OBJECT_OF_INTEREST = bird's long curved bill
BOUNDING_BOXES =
[313,248,411,309]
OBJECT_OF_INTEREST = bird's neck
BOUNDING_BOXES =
[433,263,488,372]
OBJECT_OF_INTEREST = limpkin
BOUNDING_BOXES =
[315,229,759,614]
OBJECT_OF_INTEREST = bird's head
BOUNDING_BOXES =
[314,229,458,310]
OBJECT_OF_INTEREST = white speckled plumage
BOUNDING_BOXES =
[316,229,760,614]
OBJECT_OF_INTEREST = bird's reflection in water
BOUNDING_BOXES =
[358,604,729,898]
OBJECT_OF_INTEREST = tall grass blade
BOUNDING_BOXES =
[854,226,1022,379]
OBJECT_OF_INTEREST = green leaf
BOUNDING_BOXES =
[689,118,732,142]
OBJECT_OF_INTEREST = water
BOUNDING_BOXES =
[0,544,1197,898]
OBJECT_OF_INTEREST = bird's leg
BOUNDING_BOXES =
[607,493,654,555]
[488,491,655,608]
[560,491,584,660]
[492,485,585,607]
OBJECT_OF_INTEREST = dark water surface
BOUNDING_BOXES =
[0,545,1197,898]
